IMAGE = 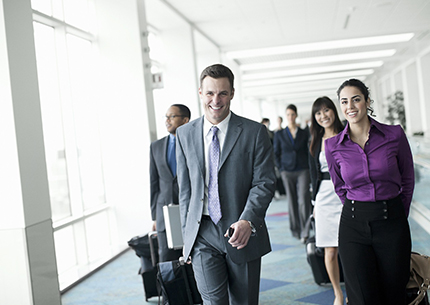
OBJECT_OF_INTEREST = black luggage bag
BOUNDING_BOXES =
[305,216,344,285]
[128,231,160,301]
[306,235,344,285]
[157,258,202,305]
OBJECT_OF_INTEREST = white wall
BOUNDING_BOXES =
[95,0,153,245]
[372,44,430,137]
[151,22,199,135]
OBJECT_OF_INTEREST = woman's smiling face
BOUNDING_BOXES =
[339,86,370,126]
[315,106,335,129]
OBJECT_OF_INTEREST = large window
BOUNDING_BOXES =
[32,0,115,290]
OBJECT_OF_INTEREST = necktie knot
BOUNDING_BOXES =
[211,126,219,136]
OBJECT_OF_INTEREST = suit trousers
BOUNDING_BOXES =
[157,231,182,262]
[339,196,411,305]
[280,169,312,239]
[191,216,261,305]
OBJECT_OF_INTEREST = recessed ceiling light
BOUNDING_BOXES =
[240,50,396,71]
[227,33,413,59]
[242,69,374,87]
[242,61,383,80]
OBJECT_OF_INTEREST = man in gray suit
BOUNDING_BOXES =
[150,104,190,262]
[176,64,276,304]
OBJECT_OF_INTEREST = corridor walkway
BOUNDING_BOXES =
[62,197,430,305]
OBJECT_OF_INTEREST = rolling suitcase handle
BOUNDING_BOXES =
[148,231,159,267]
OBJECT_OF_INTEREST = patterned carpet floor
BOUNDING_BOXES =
[62,197,430,305]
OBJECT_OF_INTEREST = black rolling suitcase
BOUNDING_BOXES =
[305,217,344,285]
[157,258,203,305]
[128,231,160,301]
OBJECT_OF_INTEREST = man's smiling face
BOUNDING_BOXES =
[199,76,234,125]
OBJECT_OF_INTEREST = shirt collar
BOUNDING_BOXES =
[337,116,384,145]
[204,111,232,137]
[337,123,350,145]
[368,116,386,136]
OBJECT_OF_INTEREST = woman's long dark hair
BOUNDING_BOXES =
[309,96,344,157]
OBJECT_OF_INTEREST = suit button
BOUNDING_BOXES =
[197,220,201,224]
[200,199,204,202]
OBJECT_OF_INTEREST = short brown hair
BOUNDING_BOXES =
[200,64,234,91]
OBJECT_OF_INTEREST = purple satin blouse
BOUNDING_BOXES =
[325,117,415,217]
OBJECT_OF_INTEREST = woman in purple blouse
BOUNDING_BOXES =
[325,79,414,305]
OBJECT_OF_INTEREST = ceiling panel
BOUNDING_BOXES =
[146,0,430,105]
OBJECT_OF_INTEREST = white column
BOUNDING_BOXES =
[404,61,423,135]
[417,51,430,136]
[136,0,157,142]
[0,0,61,304]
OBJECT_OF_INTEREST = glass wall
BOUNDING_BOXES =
[32,0,115,290]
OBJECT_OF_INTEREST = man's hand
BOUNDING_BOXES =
[224,220,252,250]
[152,221,156,232]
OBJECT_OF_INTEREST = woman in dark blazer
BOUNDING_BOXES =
[274,104,311,241]
[308,97,345,305]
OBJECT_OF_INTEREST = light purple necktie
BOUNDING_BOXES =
[208,126,222,224]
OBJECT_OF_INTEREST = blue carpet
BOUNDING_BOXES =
[259,278,291,292]
[297,288,347,305]
[271,243,292,252]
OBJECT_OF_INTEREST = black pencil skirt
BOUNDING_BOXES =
[338,196,411,305]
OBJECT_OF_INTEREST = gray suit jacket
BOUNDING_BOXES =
[150,136,178,232]
[176,112,276,264]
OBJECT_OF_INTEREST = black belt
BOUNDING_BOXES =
[321,172,331,180]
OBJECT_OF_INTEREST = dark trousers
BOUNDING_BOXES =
[191,217,261,305]
[339,196,411,305]
[281,169,312,239]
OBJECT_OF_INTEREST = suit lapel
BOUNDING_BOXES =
[219,113,242,170]
[191,117,205,177]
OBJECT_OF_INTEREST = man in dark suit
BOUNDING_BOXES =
[176,64,276,305]
[150,104,190,262]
